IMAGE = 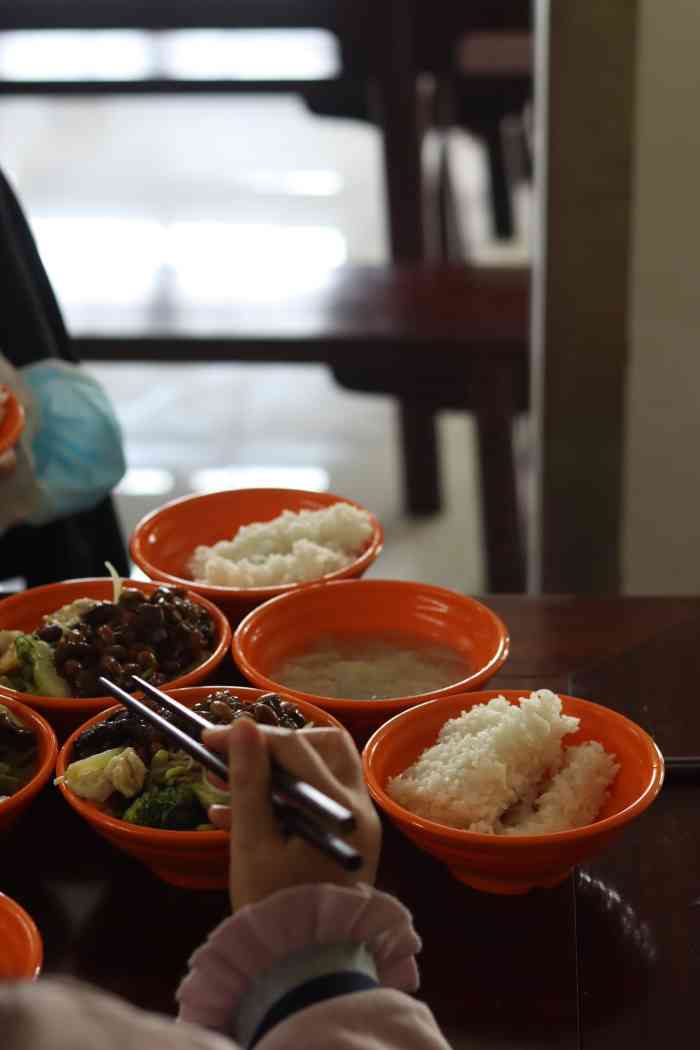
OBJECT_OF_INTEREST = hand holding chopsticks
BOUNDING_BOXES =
[97,676,364,872]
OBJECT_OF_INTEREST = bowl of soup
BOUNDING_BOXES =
[232,579,510,740]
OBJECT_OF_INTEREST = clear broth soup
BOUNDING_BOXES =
[272,632,470,700]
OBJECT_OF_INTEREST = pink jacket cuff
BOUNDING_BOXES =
[176,882,421,1033]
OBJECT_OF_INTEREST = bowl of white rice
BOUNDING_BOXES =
[129,489,383,624]
[363,689,664,894]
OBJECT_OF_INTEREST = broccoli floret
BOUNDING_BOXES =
[121,782,205,830]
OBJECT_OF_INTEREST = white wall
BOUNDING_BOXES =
[623,1,700,591]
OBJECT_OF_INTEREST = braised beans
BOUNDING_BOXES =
[49,587,215,698]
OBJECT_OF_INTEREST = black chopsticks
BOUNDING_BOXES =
[131,676,355,832]
[664,755,700,781]
[98,676,229,780]
[97,676,362,872]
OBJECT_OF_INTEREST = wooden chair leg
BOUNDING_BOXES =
[483,123,515,240]
[437,137,468,262]
[374,0,426,261]
[397,400,442,514]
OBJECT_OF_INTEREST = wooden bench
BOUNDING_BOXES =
[74,263,529,592]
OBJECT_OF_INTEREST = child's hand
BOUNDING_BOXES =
[202,719,381,910]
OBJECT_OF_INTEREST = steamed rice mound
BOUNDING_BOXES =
[387,690,619,836]
[188,503,373,588]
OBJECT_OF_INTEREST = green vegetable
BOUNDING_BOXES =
[145,747,228,810]
[148,748,196,787]
[55,747,125,802]
[192,773,229,810]
[121,782,205,830]
[15,635,69,697]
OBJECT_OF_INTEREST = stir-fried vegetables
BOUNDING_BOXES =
[58,689,308,830]
[57,743,225,828]
[0,705,38,802]
[55,746,146,803]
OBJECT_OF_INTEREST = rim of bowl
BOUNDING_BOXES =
[129,488,384,601]
[362,692,666,845]
[0,578,231,710]
[0,696,58,816]
[0,891,43,979]
[55,686,344,845]
[0,385,26,454]
[232,579,510,711]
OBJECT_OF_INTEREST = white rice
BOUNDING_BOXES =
[501,741,618,835]
[188,503,374,588]
[387,690,619,836]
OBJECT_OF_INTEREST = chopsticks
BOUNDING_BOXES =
[131,676,355,832]
[97,676,362,872]
[98,676,229,779]
[664,755,700,781]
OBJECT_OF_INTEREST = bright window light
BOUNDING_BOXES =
[161,29,339,80]
[31,216,165,304]
[0,31,153,80]
[115,468,175,496]
[190,466,330,493]
[167,221,347,301]
[30,216,346,306]
[245,170,344,198]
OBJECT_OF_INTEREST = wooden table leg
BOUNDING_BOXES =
[475,359,526,592]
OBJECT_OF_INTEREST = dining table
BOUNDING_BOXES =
[2,592,698,1050]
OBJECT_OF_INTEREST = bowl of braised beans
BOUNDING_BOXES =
[0,578,231,739]
[55,686,345,889]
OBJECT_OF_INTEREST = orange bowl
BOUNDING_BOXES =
[0,893,43,979]
[56,685,346,890]
[233,579,510,741]
[362,690,665,895]
[0,579,231,740]
[0,696,58,835]
[129,488,384,625]
[0,384,26,455]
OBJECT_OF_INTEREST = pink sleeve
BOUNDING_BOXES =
[177,882,421,1032]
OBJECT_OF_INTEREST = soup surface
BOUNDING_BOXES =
[272,632,470,700]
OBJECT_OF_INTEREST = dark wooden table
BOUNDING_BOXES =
[3,594,699,1050]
